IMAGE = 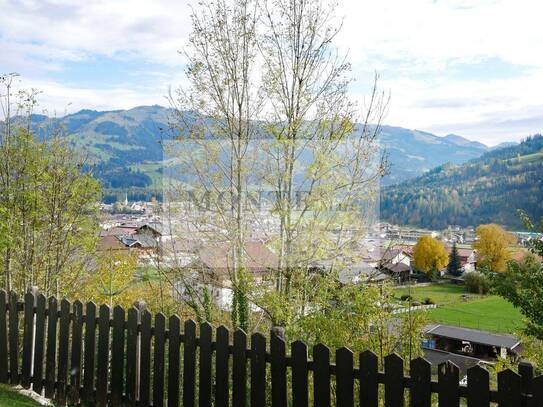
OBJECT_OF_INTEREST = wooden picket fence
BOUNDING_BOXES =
[1,289,543,406]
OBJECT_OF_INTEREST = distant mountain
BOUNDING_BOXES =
[380,135,543,229]
[22,105,508,200]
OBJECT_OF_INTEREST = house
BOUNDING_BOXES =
[424,324,521,362]
[180,242,279,309]
[137,222,172,241]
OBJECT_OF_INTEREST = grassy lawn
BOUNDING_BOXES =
[0,385,42,407]
[395,283,524,334]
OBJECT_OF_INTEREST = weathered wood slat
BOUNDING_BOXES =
[9,291,19,385]
[336,347,354,407]
[498,369,521,407]
[438,361,459,407]
[68,300,83,404]
[44,296,58,399]
[168,315,181,407]
[359,350,378,407]
[532,375,543,407]
[183,319,196,407]
[96,304,110,407]
[32,294,46,395]
[233,329,247,407]
[270,331,287,407]
[215,325,230,407]
[291,340,308,407]
[199,322,213,407]
[111,305,125,406]
[251,333,266,407]
[153,313,166,407]
[21,291,35,388]
[125,307,138,405]
[313,344,331,407]
[0,291,8,383]
[518,361,533,397]
[56,299,71,404]
[384,353,404,407]
[467,365,489,407]
[410,357,431,407]
[140,310,152,407]
[82,302,97,402]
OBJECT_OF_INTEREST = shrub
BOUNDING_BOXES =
[400,294,412,301]
[423,297,435,305]
[411,301,421,307]
[464,272,491,295]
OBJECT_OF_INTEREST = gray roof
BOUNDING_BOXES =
[422,348,481,375]
[425,324,520,350]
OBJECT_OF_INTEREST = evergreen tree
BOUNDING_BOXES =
[447,242,462,276]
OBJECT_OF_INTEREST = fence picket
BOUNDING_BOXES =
[215,325,230,407]
[153,313,166,407]
[409,357,431,407]
[168,315,181,407]
[199,322,213,407]
[313,344,331,407]
[9,291,19,385]
[111,305,125,406]
[140,310,152,407]
[0,291,7,384]
[498,369,521,407]
[126,308,138,405]
[56,299,71,404]
[467,365,489,407]
[271,331,287,407]
[384,353,404,407]
[183,319,197,407]
[44,296,58,399]
[251,333,267,407]
[2,292,543,407]
[96,304,110,407]
[291,340,308,407]
[359,350,378,407]
[21,291,35,388]
[336,347,354,407]
[68,300,83,404]
[233,329,248,407]
[33,294,46,395]
[82,302,97,402]
[438,361,459,407]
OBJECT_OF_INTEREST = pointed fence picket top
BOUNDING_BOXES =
[199,322,213,407]
[291,340,308,407]
[233,329,248,407]
[438,361,460,407]
[336,347,354,407]
[498,369,522,407]
[215,325,230,407]
[168,314,181,407]
[3,291,543,407]
[384,353,404,407]
[313,343,331,407]
[467,364,490,407]
[359,350,378,407]
[410,357,431,407]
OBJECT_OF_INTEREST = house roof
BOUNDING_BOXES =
[425,324,520,350]
[137,222,171,236]
[97,235,128,251]
[383,262,410,274]
[196,242,278,273]
[422,348,482,375]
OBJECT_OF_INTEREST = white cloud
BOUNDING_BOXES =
[1,0,542,144]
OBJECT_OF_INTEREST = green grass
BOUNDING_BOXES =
[0,385,42,407]
[395,283,524,334]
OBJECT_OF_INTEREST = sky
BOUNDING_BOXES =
[1,0,542,145]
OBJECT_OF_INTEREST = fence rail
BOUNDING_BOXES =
[1,289,542,406]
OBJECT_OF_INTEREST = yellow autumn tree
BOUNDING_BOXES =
[413,236,448,277]
[474,224,517,272]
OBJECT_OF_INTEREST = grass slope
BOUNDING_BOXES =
[395,283,523,334]
[0,385,42,407]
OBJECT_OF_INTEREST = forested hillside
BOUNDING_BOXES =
[380,135,543,229]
